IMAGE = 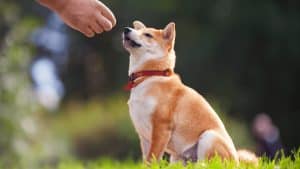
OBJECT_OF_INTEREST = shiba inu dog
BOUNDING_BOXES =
[122,21,258,164]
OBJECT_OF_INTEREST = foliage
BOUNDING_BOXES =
[44,94,140,160]
[1,149,300,169]
[0,1,41,166]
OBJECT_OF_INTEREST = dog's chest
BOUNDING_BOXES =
[127,81,157,140]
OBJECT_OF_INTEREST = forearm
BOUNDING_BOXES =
[36,0,67,11]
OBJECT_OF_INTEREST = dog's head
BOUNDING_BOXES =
[123,21,176,57]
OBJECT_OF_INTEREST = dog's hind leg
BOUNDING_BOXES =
[170,155,181,163]
[196,130,238,161]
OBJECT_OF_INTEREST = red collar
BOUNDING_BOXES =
[124,69,172,91]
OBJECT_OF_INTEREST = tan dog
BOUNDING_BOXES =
[122,21,257,164]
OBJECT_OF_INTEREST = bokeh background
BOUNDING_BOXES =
[0,0,299,168]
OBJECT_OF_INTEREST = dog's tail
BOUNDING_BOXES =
[237,149,259,166]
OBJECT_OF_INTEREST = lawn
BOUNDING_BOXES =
[28,149,300,169]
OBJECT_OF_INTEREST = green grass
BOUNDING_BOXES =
[3,149,296,169]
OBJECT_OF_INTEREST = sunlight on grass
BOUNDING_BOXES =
[27,149,299,169]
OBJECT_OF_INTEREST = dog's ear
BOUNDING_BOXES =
[163,22,176,46]
[133,20,146,30]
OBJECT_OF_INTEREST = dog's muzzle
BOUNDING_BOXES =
[123,27,142,48]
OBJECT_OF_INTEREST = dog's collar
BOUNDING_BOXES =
[124,69,172,91]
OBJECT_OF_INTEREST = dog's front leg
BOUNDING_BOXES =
[139,136,150,161]
[146,120,172,163]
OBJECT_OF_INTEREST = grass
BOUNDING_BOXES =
[3,149,296,169]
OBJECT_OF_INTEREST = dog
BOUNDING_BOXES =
[122,21,258,164]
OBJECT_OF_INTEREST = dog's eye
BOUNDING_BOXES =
[144,33,153,38]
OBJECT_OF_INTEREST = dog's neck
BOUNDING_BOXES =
[128,50,176,75]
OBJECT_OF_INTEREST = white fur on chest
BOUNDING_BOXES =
[128,78,158,140]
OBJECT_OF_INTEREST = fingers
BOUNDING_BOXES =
[84,26,95,37]
[65,23,95,38]
[95,0,116,26]
[90,20,104,34]
[88,11,113,36]
[95,12,112,31]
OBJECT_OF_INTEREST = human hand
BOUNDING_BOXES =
[38,0,116,37]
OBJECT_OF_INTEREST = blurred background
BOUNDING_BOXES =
[0,0,299,168]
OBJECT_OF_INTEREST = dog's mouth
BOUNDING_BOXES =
[123,34,142,48]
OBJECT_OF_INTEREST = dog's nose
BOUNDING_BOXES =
[124,27,132,35]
